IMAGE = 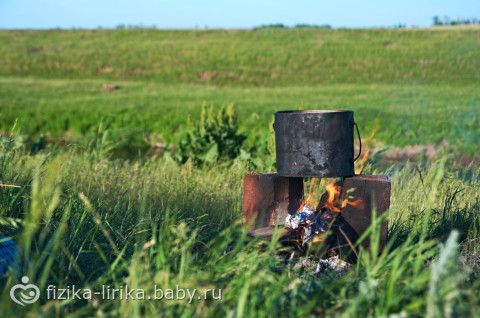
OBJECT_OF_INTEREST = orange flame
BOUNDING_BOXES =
[323,182,364,213]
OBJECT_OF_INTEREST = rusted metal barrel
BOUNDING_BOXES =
[242,173,304,229]
[274,110,355,177]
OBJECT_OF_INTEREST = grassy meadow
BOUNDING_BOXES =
[0,28,479,317]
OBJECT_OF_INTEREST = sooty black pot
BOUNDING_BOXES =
[274,110,355,177]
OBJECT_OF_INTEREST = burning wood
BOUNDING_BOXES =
[285,180,363,248]
[279,178,390,265]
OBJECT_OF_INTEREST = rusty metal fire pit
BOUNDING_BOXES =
[339,175,391,249]
[242,109,391,262]
[242,173,303,229]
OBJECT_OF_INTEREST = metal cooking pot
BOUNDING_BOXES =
[274,110,356,177]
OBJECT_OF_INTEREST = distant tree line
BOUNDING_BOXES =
[254,23,332,30]
[107,17,480,31]
[432,16,480,26]
[115,24,158,29]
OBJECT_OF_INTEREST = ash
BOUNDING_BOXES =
[293,255,352,277]
[285,204,355,276]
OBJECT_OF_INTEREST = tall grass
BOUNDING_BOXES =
[0,146,479,317]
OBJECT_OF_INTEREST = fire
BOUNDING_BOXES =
[323,182,364,213]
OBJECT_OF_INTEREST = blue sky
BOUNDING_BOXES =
[0,0,479,29]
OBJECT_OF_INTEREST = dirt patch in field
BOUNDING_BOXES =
[150,142,166,156]
[373,140,453,165]
[418,59,434,65]
[198,70,237,82]
[383,41,398,49]
[26,46,57,55]
[101,83,120,92]
[375,140,479,167]
[455,154,480,167]
[382,143,439,161]
[97,66,113,74]
[27,46,47,53]
[199,71,214,81]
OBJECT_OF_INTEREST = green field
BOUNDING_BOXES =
[0,29,479,154]
[1,78,479,155]
[0,28,479,317]
[1,28,479,85]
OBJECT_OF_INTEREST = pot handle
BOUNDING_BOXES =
[354,122,362,162]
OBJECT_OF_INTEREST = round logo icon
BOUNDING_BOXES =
[9,276,40,306]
